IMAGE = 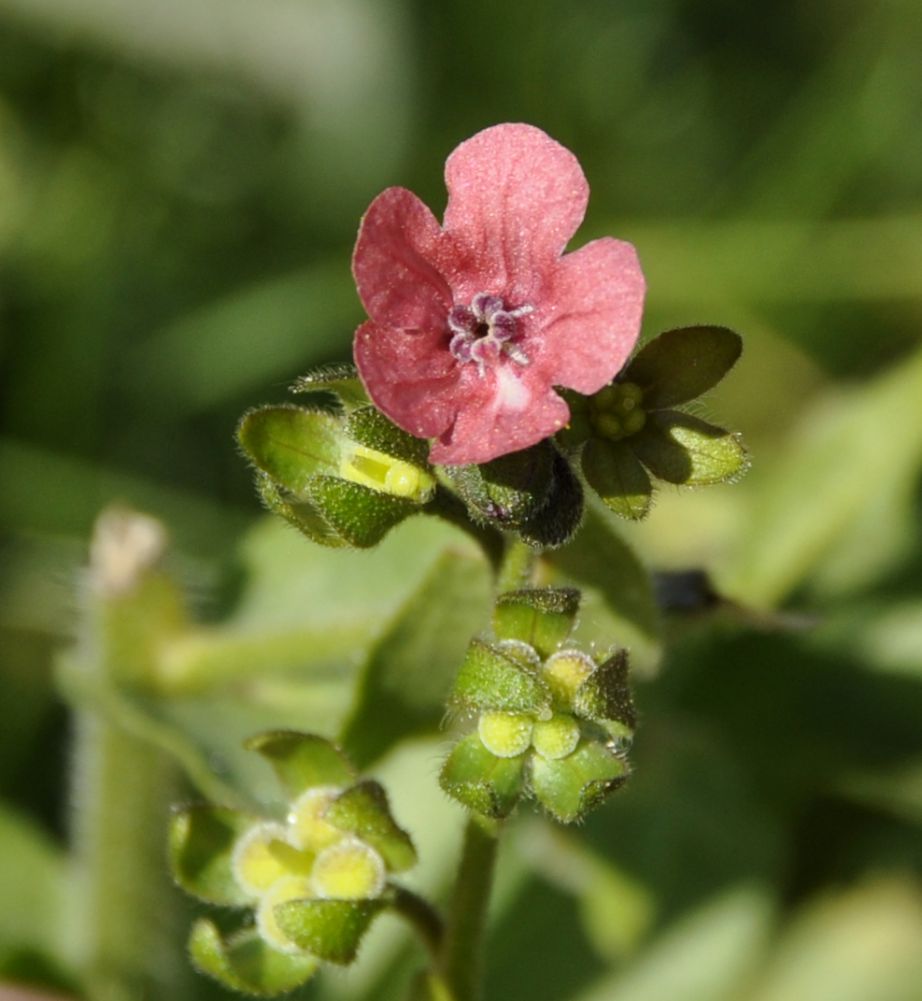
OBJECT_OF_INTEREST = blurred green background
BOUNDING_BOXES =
[2,0,922,999]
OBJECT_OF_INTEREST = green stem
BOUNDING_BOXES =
[429,488,504,570]
[497,537,537,592]
[440,817,500,1001]
[71,707,183,1001]
[391,884,445,962]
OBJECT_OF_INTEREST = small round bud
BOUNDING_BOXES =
[532,714,581,760]
[256,875,314,953]
[592,385,618,411]
[478,711,534,758]
[288,787,343,853]
[622,409,647,434]
[233,822,306,898]
[542,650,595,707]
[617,382,644,407]
[593,413,623,440]
[310,837,386,900]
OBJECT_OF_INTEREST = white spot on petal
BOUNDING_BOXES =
[495,366,531,412]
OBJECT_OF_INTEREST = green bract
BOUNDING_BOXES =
[170,732,416,997]
[237,366,438,548]
[558,326,749,520]
[440,589,634,823]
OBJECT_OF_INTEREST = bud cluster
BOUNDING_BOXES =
[440,589,635,823]
[170,732,415,996]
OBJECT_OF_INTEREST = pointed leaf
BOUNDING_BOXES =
[519,448,585,549]
[189,919,319,997]
[451,638,550,715]
[325,781,417,873]
[574,650,636,729]
[439,733,526,819]
[339,548,491,767]
[493,587,581,659]
[245,732,354,798]
[308,476,416,548]
[274,898,383,965]
[290,363,370,410]
[237,406,342,497]
[631,411,749,486]
[169,806,253,906]
[624,325,742,408]
[530,741,629,823]
[346,407,430,467]
[582,437,653,520]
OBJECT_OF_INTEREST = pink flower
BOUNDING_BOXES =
[352,123,646,466]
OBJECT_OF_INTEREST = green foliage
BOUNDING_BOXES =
[189,919,320,997]
[244,732,355,799]
[169,806,254,906]
[493,588,581,660]
[274,899,384,965]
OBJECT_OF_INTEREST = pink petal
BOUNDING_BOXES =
[430,365,571,465]
[441,124,589,302]
[532,237,645,395]
[354,321,457,439]
[352,187,454,330]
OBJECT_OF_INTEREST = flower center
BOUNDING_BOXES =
[447,292,533,375]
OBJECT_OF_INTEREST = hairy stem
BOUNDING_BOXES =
[391,884,445,962]
[440,817,500,1001]
[497,536,537,592]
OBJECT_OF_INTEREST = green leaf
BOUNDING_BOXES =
[244,732,355,798]
[273,899,384,965]
[345,407,430,467]
[189,918,318,997]
[439,733,526,819]
[339,548,491,767]
[169,805,253,906]
[307,476,417,548]
[545,503,660,673]
[581,438,653,521]
[574,650,636,730]
[493,587,580,659]
[444,441,555,528]
[237,406,342,497]
[325,781,417,873]
[451,638,550,715]
[290,363,370,411]
[255,474,348,549]
[519,448,585,549]
[623,325,742,408]
[0,805,69,963]
[631,411,749,486]
[530,741,629,823]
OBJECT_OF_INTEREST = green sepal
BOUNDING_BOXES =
[573,650,636,730]
[451,639,550,715]
[630,411,749,486]
[237,406,341,497]
[290,363,370,411]
[623,326,742,409]
[189,919,319,997]
[244,731,355,799]
[345,407,430,468]
[325,781,417,873]
[273,898,384,965]
[255,474,348,549]
[581,437,653,521]
[169,806,253,906]
[443,441,554,528]
[493,588,580,659]
[530,741,629,823]
[308,476,417,548]
[519,448,584,549]
[439,733,526,819]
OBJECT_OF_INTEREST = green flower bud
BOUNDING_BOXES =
[541,650,596,709]
[232,822,308,898]
[256,875,315,955]
[531,714,581,760]
[478,711,534,758]
[288,788,344,853]
[310,838,386,901]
